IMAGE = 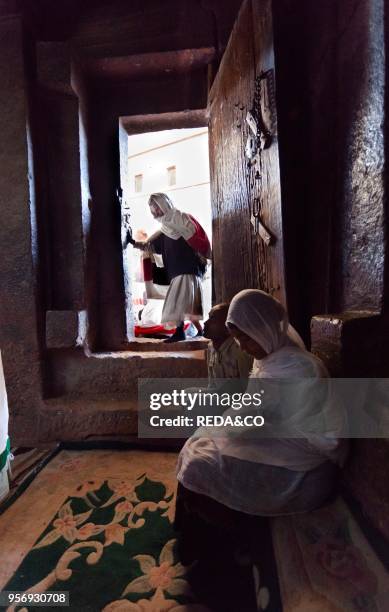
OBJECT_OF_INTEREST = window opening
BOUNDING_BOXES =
[167,165,176,187]
[134,173,143,193]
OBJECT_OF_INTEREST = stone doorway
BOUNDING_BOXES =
[118,112,212,348]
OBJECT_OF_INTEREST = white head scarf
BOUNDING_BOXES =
[148,193,194,241]
[226,289,305,354]
[226,289,328,379]
[220,289,348,469]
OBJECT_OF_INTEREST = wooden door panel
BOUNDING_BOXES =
[208,0,258,302]
[208,0,286,306]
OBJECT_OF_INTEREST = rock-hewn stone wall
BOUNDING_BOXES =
[0,16,43,442]
[0,7,214,445]
[273,0,386,337]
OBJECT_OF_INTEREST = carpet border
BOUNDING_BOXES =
[341,489,389,572]
[0,441,181,516]
[0,446,61,517]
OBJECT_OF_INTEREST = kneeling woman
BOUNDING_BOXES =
[176,289,348,521]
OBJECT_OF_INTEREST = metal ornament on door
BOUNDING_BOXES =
[250,197,273,246]
[246,70,276,245]
[245,134,257,160]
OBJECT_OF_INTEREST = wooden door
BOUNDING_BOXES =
[208,0,286,306]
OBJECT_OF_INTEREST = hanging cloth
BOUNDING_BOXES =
[0,352,10,471]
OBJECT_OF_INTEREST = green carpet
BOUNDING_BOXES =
[1,450,259,612]
[5,476,193,611]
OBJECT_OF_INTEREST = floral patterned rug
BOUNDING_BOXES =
[272,497,389,611]
[0,450,259,612]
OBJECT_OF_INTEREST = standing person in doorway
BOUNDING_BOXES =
[126,193,212,343]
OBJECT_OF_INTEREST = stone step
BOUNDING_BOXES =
[46,347,208,398]
[40,398,138,442]
[39,397,191,445]
[121,337,209,352]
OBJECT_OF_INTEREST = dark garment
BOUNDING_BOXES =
[151,263,169,285]
[175,483,283,612]
[151,233,205,282]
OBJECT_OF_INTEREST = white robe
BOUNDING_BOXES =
[177,289,348,515]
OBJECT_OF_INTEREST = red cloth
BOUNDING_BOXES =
[187,215,211,259]
[142,257,153,281]
[134,322,191,337]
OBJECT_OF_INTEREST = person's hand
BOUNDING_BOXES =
[123,228,136,249]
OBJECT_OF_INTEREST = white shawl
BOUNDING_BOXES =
[216,290,348,471]
[149,193,196,241]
